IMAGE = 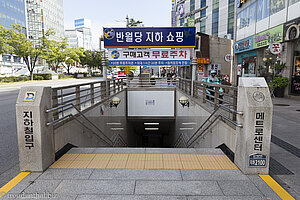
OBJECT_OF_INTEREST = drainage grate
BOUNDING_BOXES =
[271,136,300,159]
[296,110,300,112]
[274,104,290,106]
[269,157,294,175]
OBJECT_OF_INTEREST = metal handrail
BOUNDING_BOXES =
[47,103,113,146]
[174,104,243,148]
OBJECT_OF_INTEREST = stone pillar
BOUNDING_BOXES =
[191,57,197,96]
[235,77,273,174]
[16,87,54,172]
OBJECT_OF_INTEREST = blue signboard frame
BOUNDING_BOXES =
[103,27,196,48]
[249,153,267,167]
[234,36,253,54]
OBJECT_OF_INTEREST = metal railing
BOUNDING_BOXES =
[52,79,124,120]
[174,105,243,148]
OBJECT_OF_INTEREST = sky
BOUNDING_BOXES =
[63,0,172,49]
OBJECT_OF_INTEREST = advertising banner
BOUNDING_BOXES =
[234,36,253,54]
[108,49,190,66]
[284,17,300,41]
[103,27,196,48]
[253,25,283,49]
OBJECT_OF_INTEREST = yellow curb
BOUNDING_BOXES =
[0,172,30,199]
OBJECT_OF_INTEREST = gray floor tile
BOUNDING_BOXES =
[181,169,248,181]
[6,173,42,194]
[93,148,146,154]
[23,180,62,193]
[38,168,93,180]
[77,195,187,200]
[145,148,197,154]
[54,180,135,195]
[194,148,224,155]
[89,169,182,180]
[67,148,96,154]
[187,196,270,200]
[247,175,281,200]
[135,180,223,196]
[217,180,263,196]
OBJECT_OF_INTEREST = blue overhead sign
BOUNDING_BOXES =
[234,36,253,54]
[103,27,196,48]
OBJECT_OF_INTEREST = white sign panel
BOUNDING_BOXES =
[269,42,282,55]
[108,49,190,66]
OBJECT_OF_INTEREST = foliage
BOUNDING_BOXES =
[42,38,68,73]
[59,74,75,79]
[127,18,143,27]
[0,24,14,54]
[80,50,103,71]
[0,76,30,83]
[33,73,52,80]
[63,47,85,74]
[4,24,56,80]
[271,77,290,88]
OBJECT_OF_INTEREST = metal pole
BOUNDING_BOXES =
[191,57,197,97]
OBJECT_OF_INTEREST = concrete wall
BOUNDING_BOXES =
[209,36,233,77]
[53,90,127,152]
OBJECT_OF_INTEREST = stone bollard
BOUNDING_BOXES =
[16,87,54,172]
[235,77,273,174]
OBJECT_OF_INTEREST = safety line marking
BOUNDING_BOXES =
[0,172,30,199]
[259,175,295,200]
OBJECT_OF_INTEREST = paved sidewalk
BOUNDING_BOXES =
[270,97,300,199]
[1,148,281,200]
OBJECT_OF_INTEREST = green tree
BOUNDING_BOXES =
[0,25,14,54]
[63,47,85,74]
[42,37,68,73]
[127,18,143,27]
[80,50,104,73]
[5,25,55,80]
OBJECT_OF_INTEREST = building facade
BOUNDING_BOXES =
[65,29,84,48]
[0,0,27,76]
[234,0,300,96]
[172,0,235,39]
[74,18,92,50]
[26,0,64,43]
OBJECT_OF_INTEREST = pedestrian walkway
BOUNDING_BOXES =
[0,148,284,200]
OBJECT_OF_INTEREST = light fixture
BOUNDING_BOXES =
[179,96,189,107]
[145,128,159,131]
[110,97,121,107]
[144,123,159,125]
[111,128,124,130]
[182,122,196,125]
[106,123,122,125]
[180,127,194,130]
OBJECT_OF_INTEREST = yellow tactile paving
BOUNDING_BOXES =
[181,162,203,169]
[163,161,183,169]
[144,160,164,169]
[163,154,181,161]
[213,155,238,169]
[128,154,146,161]
[110,154,129,161]
[58,154,79,161]
[106,160,127,168]
[69,160,90,168]
[180,154,199,162]
[49,160,73,168]
[76,154,96,161]
[87,159,110,168]
[145,154,163,161]
[197,155,222,169]
[126,160,145,169]
[50,154,238,170]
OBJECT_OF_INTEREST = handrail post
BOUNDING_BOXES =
[113,80,116,94]
[101,81,106,99]
[202,83,207,103]
[52,88,59,120]
[233,89,238,121]
[90,83,94,105]
[76,86,81,111]
[107,80,111,96]
[214,86,220,109]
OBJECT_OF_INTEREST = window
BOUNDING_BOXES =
[190,0,195,12]
[270,0,285,15]
[290,0,300,5]
[257,0,270,21]
[237,2,256,30]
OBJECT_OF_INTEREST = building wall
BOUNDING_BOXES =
[0,0,26,29]
[74,18,92,50]
[173,0,234,39]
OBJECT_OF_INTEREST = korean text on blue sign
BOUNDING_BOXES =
[108,49,190,66]
[103,27,196,48]
[234,36,253,54]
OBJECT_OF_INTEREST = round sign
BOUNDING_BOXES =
[253,91,265,102]
[224,54,233,62]
[269,43,282,55]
